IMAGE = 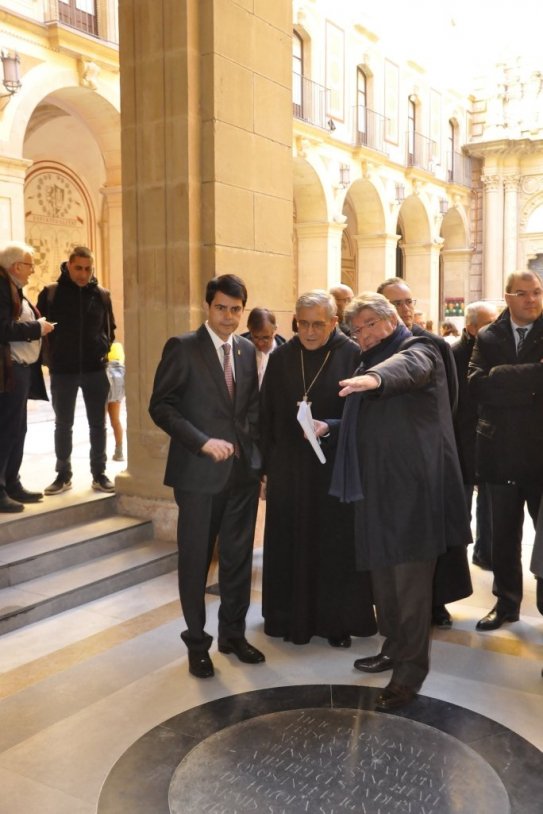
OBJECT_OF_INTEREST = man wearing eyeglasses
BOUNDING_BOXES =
[0,242,55,512]
[149,274,264,679]
[260,290,376,648]
[377,277,470,631]
[469,270,543,631]
[37,246,116,495]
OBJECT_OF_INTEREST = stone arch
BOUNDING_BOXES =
[440,205,471,323]
[396,194,439,320]
[342,176,390,290]
[293,155,340,292]
[2,62,123,334]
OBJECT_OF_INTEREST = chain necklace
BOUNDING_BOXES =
[300,348,331,405]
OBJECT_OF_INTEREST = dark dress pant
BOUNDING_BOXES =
[174,459,260,652]
[0,363,31,491]
[464,483,492,565]
[487,482,541,614]
[51,370,109,477]
[371,558,436,691]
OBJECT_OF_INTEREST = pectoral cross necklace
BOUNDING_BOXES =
[298,349,331,407]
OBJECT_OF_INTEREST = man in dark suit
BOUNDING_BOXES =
[149,274,264,678]
[451,301,498,570]
[469,270,543,631]
[241,307,286,388]
[377,277,471,630]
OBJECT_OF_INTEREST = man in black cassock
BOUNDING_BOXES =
[260,290,376,647]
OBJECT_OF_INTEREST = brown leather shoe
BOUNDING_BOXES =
[354,653,393,673]
[376,683,417,711]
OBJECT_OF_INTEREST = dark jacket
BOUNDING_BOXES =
[468,309,543,486]
[149,325,261,494]
[0,269,46,399]
[451,329,477,484]
[352,336,471,570]
[36,263,115,375]
[412,324,458,412]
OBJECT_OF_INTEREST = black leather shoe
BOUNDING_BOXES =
[476,607,519,631]
[328,635,351,648]
[188,650,214,678]
[0,492,24,513]
[376,683,417,711]
[432,604,452,629]
[218,638,265,664]
[354,653,393,673]
[7,485,43,503]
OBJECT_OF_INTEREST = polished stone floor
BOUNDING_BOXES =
[0,392,541,813]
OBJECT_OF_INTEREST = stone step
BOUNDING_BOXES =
[0,493,117,546]
[0,539,177,635]
[0,515,153,588]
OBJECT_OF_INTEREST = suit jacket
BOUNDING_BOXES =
[468,309,543,485]
[149,325,261,494]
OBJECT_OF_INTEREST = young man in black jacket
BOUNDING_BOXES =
[37,246,116,494]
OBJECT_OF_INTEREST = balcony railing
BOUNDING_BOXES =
[293,73,330,130]
[353,106,388,154]
[447,151,472,187]
[406,131,436,173]
[46,0,98,36]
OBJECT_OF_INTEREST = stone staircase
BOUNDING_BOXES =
[0,494,177,635]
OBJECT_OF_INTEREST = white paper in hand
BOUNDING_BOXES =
[296,399,326,464]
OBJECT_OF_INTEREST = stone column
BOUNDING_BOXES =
[482,173,504,299]
[354,232,400,290]
[503,174,521,278]
[295,221,346,293]
[441,247,473,309]
[117,0,293,537]
[99,185,124,341]
[0,155,33,243]
[403,240,443,325]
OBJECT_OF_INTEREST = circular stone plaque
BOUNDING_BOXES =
[169,707,510,813]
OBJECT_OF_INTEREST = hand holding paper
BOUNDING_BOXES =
[297,399,326,464]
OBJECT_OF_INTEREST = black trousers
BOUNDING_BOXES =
[51,370,109,477]
[371,558,436,691]
[0,363,31,491]
[487,482,541,614]
[174,459,260,652]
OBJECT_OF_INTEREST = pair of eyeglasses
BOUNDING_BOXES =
[19,261,35,269]
[390,298,416,307]
[297,320,328,331]
[507,290,543,298]
[351,319,382,336]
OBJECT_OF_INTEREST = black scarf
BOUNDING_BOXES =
[329,322,411,502]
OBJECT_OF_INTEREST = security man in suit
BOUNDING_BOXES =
[149,274,264,678]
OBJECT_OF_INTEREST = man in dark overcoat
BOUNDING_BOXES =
[377,276,470,629]
[0,241,54,512]
[469,270,543,631]
[325,293,471,711]
[451,301,498,569]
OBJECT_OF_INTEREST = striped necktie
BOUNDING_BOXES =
[516,327,528,355]
[222,343,234,399]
